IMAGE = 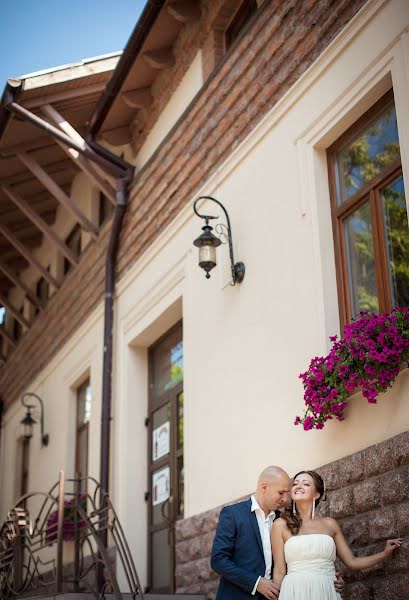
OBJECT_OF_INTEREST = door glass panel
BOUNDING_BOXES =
[177,456,184,518]
[335,103,400,204]
[344,202,379,317]
[151,328,183,398]
[382,176,409,307]
[152,529,171,590]
[152,466,171,526]
[152,404,171,462]
[177,392,184,449]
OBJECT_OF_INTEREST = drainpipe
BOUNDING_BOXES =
[99,178,129,500]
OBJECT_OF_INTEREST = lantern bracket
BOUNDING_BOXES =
[193,196,245,285]
[21,392,49,447]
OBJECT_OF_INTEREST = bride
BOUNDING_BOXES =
[271,470,402,599]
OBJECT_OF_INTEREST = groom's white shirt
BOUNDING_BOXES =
[250,495,276,595]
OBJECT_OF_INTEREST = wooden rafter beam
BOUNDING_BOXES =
[0,223,60,288]
[0,293,30,329]
[23,82,107,110]
[17,152,99,239]
[2,185,79,266]
[0,259,42,309]
[0,327,16,349]
[167,1,201,22]
[40,104,117,205]
[143,48,175,70]
[121,88,152,110]
[100,127,132,147]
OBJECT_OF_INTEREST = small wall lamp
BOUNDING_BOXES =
[20,392,49,446]
[193,196,245,284]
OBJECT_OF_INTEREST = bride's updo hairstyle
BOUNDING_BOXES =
[281,470,325,535]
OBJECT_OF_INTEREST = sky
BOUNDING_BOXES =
[0,0,146,87]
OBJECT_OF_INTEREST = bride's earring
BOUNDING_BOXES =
[312,499,316,519]
[292,501,296,515]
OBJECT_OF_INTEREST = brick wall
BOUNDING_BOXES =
[174,430,409,600]
[0,0,369,407]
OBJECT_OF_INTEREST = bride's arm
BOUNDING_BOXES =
[330,518,402,570]
[271,519,287,588]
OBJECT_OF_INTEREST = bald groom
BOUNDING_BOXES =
[211,466,291,600]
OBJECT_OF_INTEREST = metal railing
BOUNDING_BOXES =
[0,471,143,599]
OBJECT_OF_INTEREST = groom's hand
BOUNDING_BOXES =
[257,577,280,600]
[334,571,345,597]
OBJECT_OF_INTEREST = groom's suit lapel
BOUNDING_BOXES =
[245,499,264,557]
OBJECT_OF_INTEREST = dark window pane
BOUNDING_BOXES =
[177,392,184,449]
[77,427,88,478]
[177,455,184,518]
[36,277,49,304]
[77,381,91,425]
[335,103,400,204]
[99,192,114,226]
[13,318,22,341]
[226,0,258,50]
[151,528,171,590]
[344,202,379,317]
[64,224,81,275]
[382,176,409,307]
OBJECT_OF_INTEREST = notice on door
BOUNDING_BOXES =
[152,421,170,461]
[152,466,170,506]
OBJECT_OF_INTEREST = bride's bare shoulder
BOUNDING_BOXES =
[272,517,289,531]
[320,516,340,534]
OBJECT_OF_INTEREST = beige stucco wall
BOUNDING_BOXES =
[134,50,203,169]
[0,308,103,519]
[112,1,409,578]
[0,0,408,591]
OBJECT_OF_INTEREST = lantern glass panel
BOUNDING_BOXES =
[199,245,216,266]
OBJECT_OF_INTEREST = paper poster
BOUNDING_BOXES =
[152,421,170,461]
[152,466,170,506]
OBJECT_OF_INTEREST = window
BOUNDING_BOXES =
[14,437,30,501]
[225,0,258,50]
[328,91,409,326]
[64,224,81,275]
[13,317,22,342]
[75,379,91,485]
[98,192,114,226]
[36,276,49,305]
[34,273,50,316]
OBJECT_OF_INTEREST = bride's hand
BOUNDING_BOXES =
[384,538,403,556]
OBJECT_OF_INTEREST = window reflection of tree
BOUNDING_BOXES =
[339,106,400,199]
[383,179,409,307]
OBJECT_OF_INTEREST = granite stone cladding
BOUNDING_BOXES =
[0,0,368,408]
[175,430,409,599]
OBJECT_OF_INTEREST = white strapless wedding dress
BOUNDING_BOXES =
[279,534,342,599]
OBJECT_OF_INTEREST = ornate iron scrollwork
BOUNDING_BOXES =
[0,471,143,599]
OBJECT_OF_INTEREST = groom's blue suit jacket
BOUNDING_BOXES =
[211,498,278,600]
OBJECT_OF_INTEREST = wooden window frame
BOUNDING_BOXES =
[327,89,404,330]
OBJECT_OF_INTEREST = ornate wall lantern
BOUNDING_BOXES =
[21,392,49,446]
[193,196,245,284]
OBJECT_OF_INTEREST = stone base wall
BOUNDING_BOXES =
[175,430,409,599]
